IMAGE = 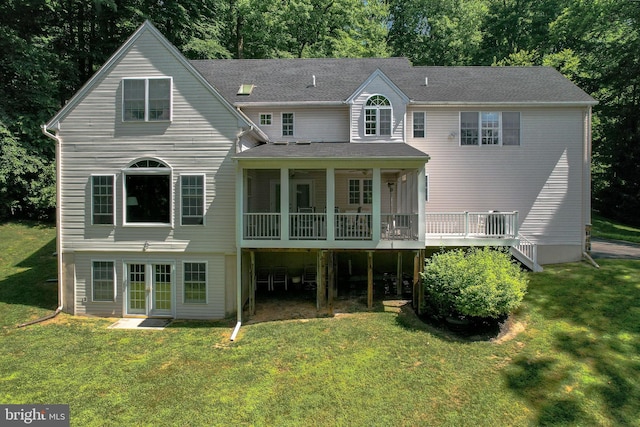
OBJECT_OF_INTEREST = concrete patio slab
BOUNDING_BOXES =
[108,318,171,330]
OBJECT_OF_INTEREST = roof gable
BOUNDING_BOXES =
[44,21,254,131]
[345,69,410,105]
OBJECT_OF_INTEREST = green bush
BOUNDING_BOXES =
[421,247,528,319]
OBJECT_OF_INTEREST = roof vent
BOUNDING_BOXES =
[312,75,316,87]
[424,77,428,86]
[273,141,289,145]
[295,140,311,145]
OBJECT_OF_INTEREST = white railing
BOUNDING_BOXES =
[425,211,518,238]
[243,213,280,240]
[511,233,542,271]
[335,212,372,240]
[381,213,419,240]
[289,213,326,240]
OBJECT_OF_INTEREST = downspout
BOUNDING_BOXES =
[20,124,65,327]
[231,157,243,341]
[235,125,254,153]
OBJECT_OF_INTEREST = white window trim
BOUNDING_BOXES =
[122,158,173,227]
[282,112,295,136]
[180,174,206,226]
[122,77,173,122]
[459,111,521,147]
[413,111,426,138]
[91,174,116,226]
[259,113,272,126]
[91,259,117,302]
[348,178,373,205]
[364,94,393,137]
[182,261,208,305]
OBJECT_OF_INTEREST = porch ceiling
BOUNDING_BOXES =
[234,142,429,161]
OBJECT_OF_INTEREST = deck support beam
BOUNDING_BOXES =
[396,252,403,297]
[327,251,334,316]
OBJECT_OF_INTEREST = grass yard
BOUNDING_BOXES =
[592,214,640,244]
[1,222,639,426]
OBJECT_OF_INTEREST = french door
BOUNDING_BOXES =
[126,263,174,317]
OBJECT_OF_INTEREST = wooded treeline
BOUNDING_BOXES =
[1,0,638,224]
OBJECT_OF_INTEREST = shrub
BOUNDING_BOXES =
[421,247,528,319]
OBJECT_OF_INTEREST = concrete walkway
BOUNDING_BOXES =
[590,238,640,260]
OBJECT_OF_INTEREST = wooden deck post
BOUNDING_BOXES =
[249,250,255,315]
[367,251,373,309]
[417,249,425,315]
[412,250,419,309]
[327,251,334,316]
[317,250,326,310]
[396,252,403,297]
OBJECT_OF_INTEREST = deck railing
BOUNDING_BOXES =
[335,212,372,240]
[425,211,518,238]
[289,213,326,240]
[243,213,280,240]
[381,213,419,240]
[244,211,518,241]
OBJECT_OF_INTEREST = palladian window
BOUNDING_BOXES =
[365,95,392,136]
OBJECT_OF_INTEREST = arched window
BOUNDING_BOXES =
[124,158,171,224]
[365,95,392,136]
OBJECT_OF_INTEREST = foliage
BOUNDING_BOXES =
[1,0,639,220]
[421,247,528,319]
[1,224,639,426]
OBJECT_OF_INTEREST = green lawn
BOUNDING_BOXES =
[592,214,640,244]
[1,222,639,426]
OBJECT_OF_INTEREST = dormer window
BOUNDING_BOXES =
[123,78,172,122]
[365,95,392,136]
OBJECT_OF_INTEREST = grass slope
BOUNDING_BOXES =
[1,222,638,426]
[592,214,640,244]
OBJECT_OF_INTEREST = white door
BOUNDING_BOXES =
[126,263,174,317]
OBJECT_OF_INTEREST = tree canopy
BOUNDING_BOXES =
[1,0,638,224]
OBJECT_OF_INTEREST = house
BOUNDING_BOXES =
[42,21,596,321]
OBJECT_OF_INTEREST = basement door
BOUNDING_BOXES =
[126,263,175,317]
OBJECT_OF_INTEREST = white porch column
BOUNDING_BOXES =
[418,164,426,241]
[326,167,335,241]
[280,168,290,240]
[372,168,381,241]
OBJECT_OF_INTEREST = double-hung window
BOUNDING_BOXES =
[282,113,294,136]
[365,95,392,136]
[260,113,272,126]
[123,77,172,122]
[413,112,426,138]
[460,112,520,146]
[184,262,207,304]
[92,175,114,225]
[348,178,373,205]
[92,261,115,302]
[181,175,205,225]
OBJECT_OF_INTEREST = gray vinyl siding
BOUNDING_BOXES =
[350,75,407,143]
[73,253,227,319]
[56,30,241,318]
[243,106,349,142]
[408,107,587,247]
[58,29,239,256]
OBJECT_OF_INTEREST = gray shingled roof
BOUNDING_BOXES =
[234,142,430,160]
[190,58,596,105]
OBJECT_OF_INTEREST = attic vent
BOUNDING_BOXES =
[295,140,311,145]
[237,84,255,95]
[273,141,289,145]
